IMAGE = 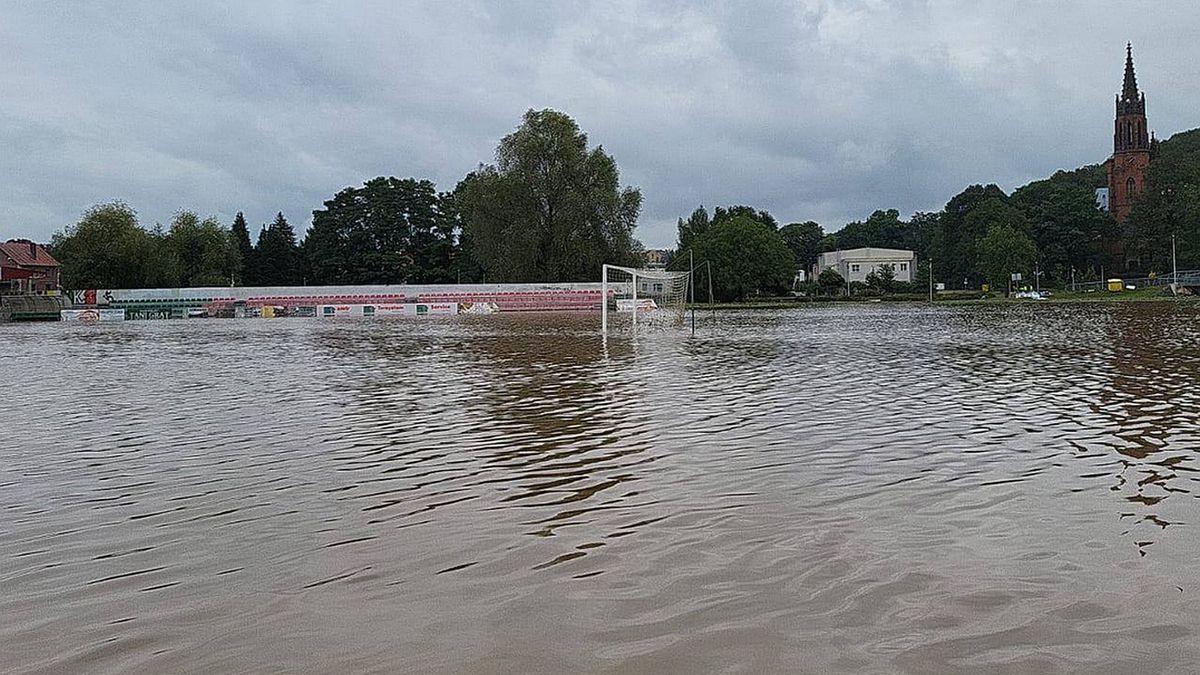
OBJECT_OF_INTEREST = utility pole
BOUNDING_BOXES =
[1172,233,1178,295]
[689,249,696,334]
[1071,267,1076,292]
[928,258,934,302]
[1034,260,1041,294]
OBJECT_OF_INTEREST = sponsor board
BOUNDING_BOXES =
[61,309,126,323]
[616,298,659,313]
[69,290,115,306]
[317,303,459,318]
[417,302,457,315]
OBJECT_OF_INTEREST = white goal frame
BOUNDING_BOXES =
[601,264,691,332]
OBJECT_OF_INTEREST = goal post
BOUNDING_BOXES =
[601,264,690,332]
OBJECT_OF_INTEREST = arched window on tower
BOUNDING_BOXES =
[1127,123,1133,146]
[1127,177,1136,197]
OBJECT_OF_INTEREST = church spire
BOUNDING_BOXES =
[1121,42,1139,103]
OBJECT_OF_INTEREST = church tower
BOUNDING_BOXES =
[1107,43,1151,223]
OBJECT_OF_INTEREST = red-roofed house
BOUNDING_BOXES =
[0,240,60,293]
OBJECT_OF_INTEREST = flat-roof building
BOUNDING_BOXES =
[814,247,916,284]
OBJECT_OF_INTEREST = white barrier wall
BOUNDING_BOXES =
[72,283,604,305]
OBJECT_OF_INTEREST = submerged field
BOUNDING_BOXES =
[3,304,1200,673]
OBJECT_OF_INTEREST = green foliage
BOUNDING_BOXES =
[50,203,239,289]
[712,205,777,229]
[51,202,155,289]
[1125,129,1200,271]
[163,211,240,287]
[978,223,1037,293]
[456,109,643,282]
[911,260,931,293]
[303,177,456,285]
[817,268,845,293]
[255,213,300,286]
[931,184,1009,287]
[865,263,896,294]
[835,209,908,250]
[676,206,711,252]
[1011,175,1112,283]
[231,212,255,284]
[692,213,794,301]
[779,221,825,272]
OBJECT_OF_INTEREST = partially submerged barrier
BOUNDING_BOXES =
[65,283,605,319]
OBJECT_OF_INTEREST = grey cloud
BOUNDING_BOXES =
[0,0,1195,247]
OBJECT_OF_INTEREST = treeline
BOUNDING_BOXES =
[49,110,1200,299]
[678,128,1200,299]
[51,109,644,290]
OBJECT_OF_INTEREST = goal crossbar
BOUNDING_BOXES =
[601,264,691,332]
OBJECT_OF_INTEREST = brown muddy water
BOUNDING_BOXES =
[2,303,1200,674]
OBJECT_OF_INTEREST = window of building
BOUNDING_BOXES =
[1127,177,1136,196]
[850,264,860,273]
[900,263,908,271]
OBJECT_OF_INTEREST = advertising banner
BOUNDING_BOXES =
[317,303,459,318]
[61,309,125,323]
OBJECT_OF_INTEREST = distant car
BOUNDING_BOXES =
[186,308,207,318]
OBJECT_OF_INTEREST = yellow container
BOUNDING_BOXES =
[1107,279,1124,292]
[262,305,275,318]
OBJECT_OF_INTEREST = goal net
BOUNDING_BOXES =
[601,264,690,332]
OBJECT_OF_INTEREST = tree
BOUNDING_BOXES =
[255,212,300,286]
[231,212,255,285]
[304,177,457,284]
[692,213,794,301]
[163,211,240,287]
[931,184,1009,287]
[978,223,1037,294]
[51,202,158,289]
[1011,170,1112,283]
[712,205,777,230]
[779,221,825,273]
[1124,129,1200,272]
[817,268,846,295]
[456,108,643,282]
[835,209,909,250]
[866,263,896,294]
[676,206,710,253]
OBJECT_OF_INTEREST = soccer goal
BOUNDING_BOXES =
[601,264,691,332]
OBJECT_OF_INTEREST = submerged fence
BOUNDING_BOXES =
[1069,270,1200,293]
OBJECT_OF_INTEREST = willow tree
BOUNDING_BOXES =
[456,109,643,282]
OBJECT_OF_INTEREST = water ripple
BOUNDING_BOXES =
[3,304,1200,672]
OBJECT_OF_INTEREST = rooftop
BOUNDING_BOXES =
[0,240,59,268]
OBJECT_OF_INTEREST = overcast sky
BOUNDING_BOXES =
[1,1,1196,248]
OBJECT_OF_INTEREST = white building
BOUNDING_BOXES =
[814,247,916,284]
[1095,187,1110,212]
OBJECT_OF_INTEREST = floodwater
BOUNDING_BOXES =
[3,303,1200,674]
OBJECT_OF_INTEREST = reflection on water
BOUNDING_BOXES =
[3,303,1200,674]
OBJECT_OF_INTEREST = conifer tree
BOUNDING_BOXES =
[231,211,255,285]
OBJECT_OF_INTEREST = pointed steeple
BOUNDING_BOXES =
[1121,42,1139,102]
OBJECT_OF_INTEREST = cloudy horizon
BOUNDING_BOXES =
[2,1,1197,248]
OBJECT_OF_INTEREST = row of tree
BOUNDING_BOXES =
[48,109,1200,300]
[677,128,1200,298]
[50,109,645,291]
